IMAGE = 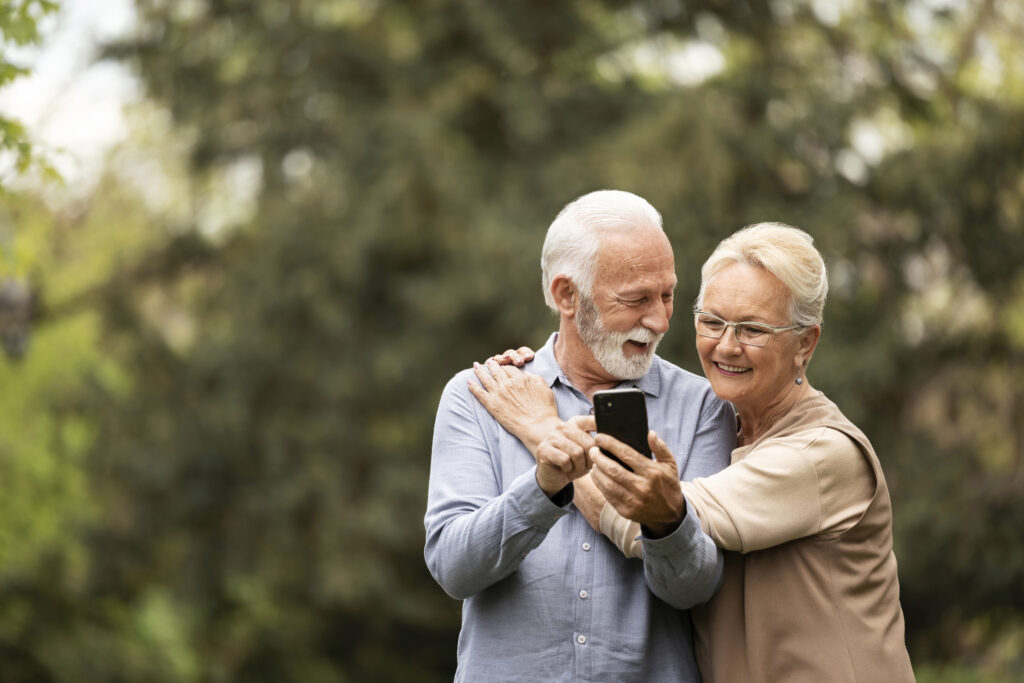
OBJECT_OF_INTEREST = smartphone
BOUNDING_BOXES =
[593,388,652,472]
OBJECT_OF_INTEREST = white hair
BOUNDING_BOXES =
[696,222,828,327]
[540,190,664,311]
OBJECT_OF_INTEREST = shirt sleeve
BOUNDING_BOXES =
[680,427,872,553]
[423,373,572,600]
[638,394,735,609]
[600,501,642,559]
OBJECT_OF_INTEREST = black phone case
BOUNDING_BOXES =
[593,388,651,472]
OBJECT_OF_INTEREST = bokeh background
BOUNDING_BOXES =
[2,0,1024,680]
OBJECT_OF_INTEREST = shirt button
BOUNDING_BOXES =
[576,634,587,645]
[582,542,591,551]
[579,589,588,599]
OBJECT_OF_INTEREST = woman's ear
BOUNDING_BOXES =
[795,325,821,369]
[551,275,578,317]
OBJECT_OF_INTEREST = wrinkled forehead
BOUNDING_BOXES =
[594,228,676,289]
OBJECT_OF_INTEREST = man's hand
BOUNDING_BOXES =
[589,430,686,538]
[532,415,597,497]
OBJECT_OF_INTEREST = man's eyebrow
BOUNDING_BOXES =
[616,284,676,298]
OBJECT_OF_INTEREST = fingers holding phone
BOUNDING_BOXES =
[589,431,686,538]
[591,388,686,538]
[593,388,652,471]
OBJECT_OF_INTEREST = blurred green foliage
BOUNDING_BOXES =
[2,0,1024,680]
[0,0,59,188]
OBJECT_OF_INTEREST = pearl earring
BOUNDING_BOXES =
[795,376,803,385]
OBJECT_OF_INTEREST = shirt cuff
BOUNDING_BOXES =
[508,466,573,529]
[638,498,704,558]
[548,482,574,508]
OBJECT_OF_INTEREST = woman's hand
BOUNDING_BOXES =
[589,430,686,538]
[469,362,597,496]
[488,346,535,367]
[468,359,560,455]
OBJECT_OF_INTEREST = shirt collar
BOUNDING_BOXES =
[532,332,664,399]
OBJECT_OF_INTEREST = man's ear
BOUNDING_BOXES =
[551,275,578,317]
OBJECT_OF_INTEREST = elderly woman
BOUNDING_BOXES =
[471,223,914,682]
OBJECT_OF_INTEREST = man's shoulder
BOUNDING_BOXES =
[435,367,479,415]
[437,359,547,412]
[442,357,545,389]
[441,335,559,396]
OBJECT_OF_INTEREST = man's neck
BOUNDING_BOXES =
[553,322,625,402]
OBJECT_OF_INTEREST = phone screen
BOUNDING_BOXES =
[593,388,651,471]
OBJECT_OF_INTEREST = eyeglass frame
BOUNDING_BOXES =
[693,309,806,347]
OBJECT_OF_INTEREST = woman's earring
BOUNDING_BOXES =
[795,376,803,385]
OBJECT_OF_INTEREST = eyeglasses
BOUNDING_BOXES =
[693,310,804,347]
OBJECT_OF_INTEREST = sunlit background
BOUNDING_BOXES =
[2,0,1024,680]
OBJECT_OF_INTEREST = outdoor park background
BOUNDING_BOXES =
[2,0,1024,680]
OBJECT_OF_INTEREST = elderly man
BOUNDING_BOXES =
[424,190,735,682]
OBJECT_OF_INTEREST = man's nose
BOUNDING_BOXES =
[642,301,671,336]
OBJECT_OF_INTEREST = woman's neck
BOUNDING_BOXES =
[736,381,813,446]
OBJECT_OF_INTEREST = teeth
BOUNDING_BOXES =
[717,363,750,373]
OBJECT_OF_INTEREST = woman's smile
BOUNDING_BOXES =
[714,361,750,375]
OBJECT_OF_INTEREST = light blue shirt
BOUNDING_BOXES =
[424,333,736,683]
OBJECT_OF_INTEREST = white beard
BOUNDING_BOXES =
[575,295,662,380]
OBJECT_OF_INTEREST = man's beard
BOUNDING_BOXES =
[575,294,663,380]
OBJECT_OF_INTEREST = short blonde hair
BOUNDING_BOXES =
[696,222,828,327]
